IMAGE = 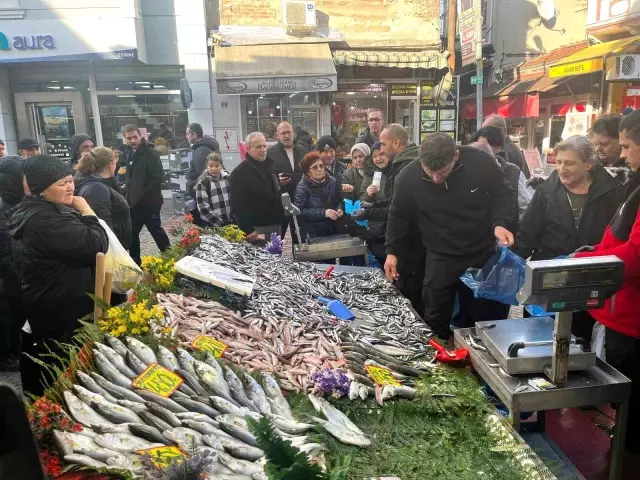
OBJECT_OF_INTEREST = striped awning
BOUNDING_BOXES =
[333,50,449,70]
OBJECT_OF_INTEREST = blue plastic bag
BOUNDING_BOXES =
[343,199,368,227]
[460,246,526,306]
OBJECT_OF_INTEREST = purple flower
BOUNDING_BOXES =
[311,369,351,398]
[264,233,283,254]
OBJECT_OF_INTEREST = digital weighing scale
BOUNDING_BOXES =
[281,193,369,264]
[454,256,632,480]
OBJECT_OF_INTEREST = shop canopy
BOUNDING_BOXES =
[332,50,448,70]
[214,43,337,95]
[549,35,640,79]
[462,93,539,120]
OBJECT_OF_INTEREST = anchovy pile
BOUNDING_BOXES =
[194,235,432,355]
[158,293,346,391]
[56,335,368,478]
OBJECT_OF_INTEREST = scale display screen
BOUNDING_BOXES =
[540,267,620,290]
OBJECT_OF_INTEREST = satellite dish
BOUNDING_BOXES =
[537,0,557,22]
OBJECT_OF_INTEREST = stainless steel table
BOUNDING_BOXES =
[454,327,631,480]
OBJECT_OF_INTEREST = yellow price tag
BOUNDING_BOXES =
[136,445,185,468]
[131,363,183,398]
[365,365,401,387]
[192,335,228,358]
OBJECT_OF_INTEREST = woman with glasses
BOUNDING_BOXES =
[294,151,343,240]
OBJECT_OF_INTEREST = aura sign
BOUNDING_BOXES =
[0,32,56,51]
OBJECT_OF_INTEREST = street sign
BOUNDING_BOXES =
[471,75,483,85]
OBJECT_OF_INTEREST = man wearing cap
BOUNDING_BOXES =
[18,138,40,158]
[67,134,95,169]
[316,135,346,180]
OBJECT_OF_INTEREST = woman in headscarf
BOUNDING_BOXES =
[8,155,109,395]
[341,143,371,201]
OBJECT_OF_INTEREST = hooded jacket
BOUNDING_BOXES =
[513,166,621,261]
[0,158,25,299]
[75,172,132,250]
[229,154,284,233]
[8,198,108,341]
[122,140,164,208]
[575,172,640,338]
[68,134,93,168]
[356,129,379,148]
[294,174,342,239]
[187,136,220,196]
[386,146,514,259]
[296,131,314,151]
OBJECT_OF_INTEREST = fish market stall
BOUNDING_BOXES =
[24,226,557,480]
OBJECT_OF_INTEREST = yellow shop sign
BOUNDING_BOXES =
[549,59,603,79]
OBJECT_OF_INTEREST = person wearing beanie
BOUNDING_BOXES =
[316,135,347,180]
[341,143,371,202]
[0,156,28,371]
[67,133,94,169]
[8,154,108,396]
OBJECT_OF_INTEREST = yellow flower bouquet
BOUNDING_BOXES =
[98,300,168,338]
[141,256,176,290]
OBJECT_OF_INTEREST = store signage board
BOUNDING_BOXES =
[192,334,228,358]
[0,19,140,63]
[131,363,183,398]
[390,84,418,97]
[471,75,483,85]
[217,75,337,95]
[365,365,401,386]
[214,128,239,153]
[549,59,603,78]
[459,4,477,67]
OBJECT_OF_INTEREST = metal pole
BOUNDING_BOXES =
[447,0,457,71]
[88,63,103,146]
[545,311,573,386]
[475,2,483,130]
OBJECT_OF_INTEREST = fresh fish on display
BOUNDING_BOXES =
[175,368,212,398]
[106,454,145,475]
[128,423,171,445]
[90,372,145,403]
[115,399,148,414]
[76,371,119,403]
[126,351,148,375]
[222,441,265,462]
[64,454,108,469]
[176,347,198,376]
[181,419,222,436]
[94,343,137,379]
[261,373,293,420]
[163,427,204,450]
[308,394,371,447]
[63,391,111,427]
[218,451,264,476]
[93,350,133,389]
[210,396,252,416]
[175,411,219,426]
[91,423,136,434]
[105,334,131,359]
[173,397,221,418]
[89,400,144,425]
[134,389,189,414]
[194,361,231,397]
[217,420,259,447]
[157,345,181,371]
[145,402,183,428]
[93,432,162,453]
[242,374,271,416]
[139,411,172,432]
[124,336,158,365]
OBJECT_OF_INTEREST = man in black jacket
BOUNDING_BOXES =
[268,121,308,241]
[230,132,284,243]
[356,109,384,147]
[186,123,220,196]
[483,114,530,178]
[67,133,94,169]
[385,133,514,339]
[122,124,170,264]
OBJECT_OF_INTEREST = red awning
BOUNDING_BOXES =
[462,93,539,120]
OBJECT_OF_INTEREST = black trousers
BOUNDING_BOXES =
[422,251,510,339]
[130,204,170,264]
[605,328,640,453]
[0,299,24,364]
[397,253,426,317]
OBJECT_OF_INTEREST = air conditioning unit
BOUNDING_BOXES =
[282,0,316,28]
[608,55,640,80]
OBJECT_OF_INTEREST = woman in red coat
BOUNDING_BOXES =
[574,110,640,455]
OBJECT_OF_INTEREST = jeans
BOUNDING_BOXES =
[130,204,170,264]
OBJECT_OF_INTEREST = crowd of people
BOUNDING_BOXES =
[0,110,639,459]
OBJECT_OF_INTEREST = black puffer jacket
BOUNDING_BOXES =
[0,157,24,299]
[8,199,109,341]
[75,173,132,250]
[68,134,93,169]
[513,165,621,261]
[187,136,220,195]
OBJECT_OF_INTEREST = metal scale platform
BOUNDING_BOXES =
[454,256,632,480]
[281,193,369,264]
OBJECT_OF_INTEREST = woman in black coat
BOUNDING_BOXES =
[74,146,132,250]
[8,155,108,396]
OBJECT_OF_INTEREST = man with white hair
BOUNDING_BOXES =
[482,114,530,178]
[230,132,284,243]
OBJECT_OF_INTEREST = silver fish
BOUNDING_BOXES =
[128,424,171,446]
[116,399,147,414]
[308,394,366,437]
[348,382,360,401]
[204,351,225,377]
[63,391,111,427]
[64,454,108,469]
[324,421,371,447]
[105,334,130,358]
[163,427,204,449]
[265,415,314,435]
[95,343,137,379]
[134,389,189,414]
[73,444,121,463]
[218,451,264,476]
[176,347,198,375]
[76,371,119,403]
[124,336,158,365]
[145,402,182,428]
[90,400,144,425]
[217,420,258,447]
[139,411,172,432]
[173,396,221,418]
[210,396,252,416]
[242,374,271,415]
[93,432,162,453]
[181,419,222,436]
[194,361,231,397]
[222,441,265,462]
[126,351,148,375]
[90,372,145,403]
[91,423,137,434]
[381,385,416,400]
[106,454,145,474]
[157,345,181,371]
[175,411,219,426]
[93,350,133,389]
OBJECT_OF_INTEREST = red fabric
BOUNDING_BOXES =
[239,142,247,160]
[462,93,539,120]
[575,208,640,338]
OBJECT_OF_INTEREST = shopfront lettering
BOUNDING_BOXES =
[218,81,248,94]
[307,78,333,89]
[0,32,56,51]
[258,79,296,92]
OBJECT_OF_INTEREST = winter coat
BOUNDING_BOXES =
[67,134,93,169]
[187,136,220,196]
[0,159,24,300]
[575,172,640,338]
[296,131,314,151]
[387,146,514,259]
[513,166,621,261]
[503,138,530,179]
[122,140,164,209]
[294,174,342,239]
[326,159,347,181]
[356,129,378,148]
[341,167,367,202]
[196,171,233,227]
[267,142,307,197]
[497,156,523,234]
[74,173,132,250]
[230,154,284,233]
[8,198,109,342]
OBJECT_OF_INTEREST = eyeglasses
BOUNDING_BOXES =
[368,118,382,122]
[310,164,325,171]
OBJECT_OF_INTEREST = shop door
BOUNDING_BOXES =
[290,107,319,142]
[14,92,88,159]
[391,100,417,144]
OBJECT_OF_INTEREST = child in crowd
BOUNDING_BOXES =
[195,153,233,227]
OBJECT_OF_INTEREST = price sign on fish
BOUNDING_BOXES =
[365,365,401,386]
[132,363,183,397]
[136,445,184,468]
[192,334,228,358]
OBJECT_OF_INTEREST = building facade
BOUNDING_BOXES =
[0,0,212,157]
